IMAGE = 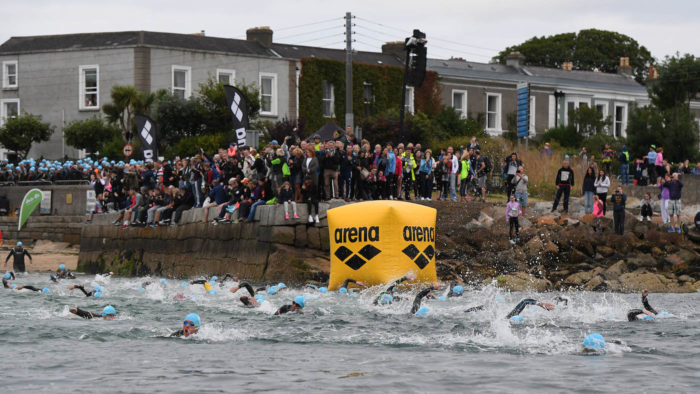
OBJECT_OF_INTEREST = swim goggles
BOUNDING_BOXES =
[183,320,197,327]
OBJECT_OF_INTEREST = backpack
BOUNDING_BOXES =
[483,156,492,174]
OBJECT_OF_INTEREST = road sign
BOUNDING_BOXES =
[516,82,530,138]
[122,143,133,157]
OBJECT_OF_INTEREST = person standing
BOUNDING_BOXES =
[666,173,684,233]
[448,147,458,202]
[578,147,588,170]
[4,241,32,273]
[611,186,627,235]
[504,152,522,200]
[582,167,596,214]
[658,175,670,226]
[594,169,611,216]
[551,160,574,214]
[655,147,665,183]
[618,145,630,185]
[646,146,657,186]
[512,166,528,216]
[474,150,488,202]
[505,195,522,244]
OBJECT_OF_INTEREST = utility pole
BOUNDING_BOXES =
[345,12,354,135]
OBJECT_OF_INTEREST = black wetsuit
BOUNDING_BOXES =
[274,304,302,315]
[2,272,16,288]
[238,282,259,307]
[506,299,540,318]
[373,276,409,305]
[341,279,358,289]
[465,305,485,313]
[73,285,95,297]
[627,295,658,321]
[72,308,99,319]
[5,247,31,272]
[51,271,76,282]
[410,287,434,314]
[170,329,185,337]
[18,286,42,292]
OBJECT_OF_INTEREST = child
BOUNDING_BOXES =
[593,195,604,232]
[278,181,298,220]
[377,170,387,200]
[301,176,319,223]
[505,195,522,244]
[640,192,653,221]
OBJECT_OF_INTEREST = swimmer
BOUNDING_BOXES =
[465,305,485,313]
[2,271,16,288]
[373,273,416,305]
[505,298,555,319]
[4,241,32,272]
[447,282,464,298]
[627,289,658,321]
[50,264,76,282]
[216,273,238,284]
[274,296,305,315]
[230,281,260,307]
[410,283,443,314]
[67,284,101,297]
[170,313,200,337]
[69,305,116,320]
[339,278,366,292]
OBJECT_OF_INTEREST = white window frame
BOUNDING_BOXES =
[404,86,414,115]
[485,92,502,132]
[594,100,609,134]
[529,96,536,133]
[171,65,191,99]
[564,97,592,125]
[613,102,628,138]
[322,80,335,118]
[259,72,278,116]
[216,68,236,85]
[0,98,20,127]
[78,65,100,110]
[452,89,467,119]
[2,60,18,89]
[548,94,556,128]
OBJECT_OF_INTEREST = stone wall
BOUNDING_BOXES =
[78,201,347,282]
[1,184,92,216]
[623,174,700,204]
[0,216,83,245]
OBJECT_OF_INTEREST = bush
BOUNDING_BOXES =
[164,133,234,158]
[541,125,583,148]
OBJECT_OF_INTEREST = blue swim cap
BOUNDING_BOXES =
[268,286,279,294]
[438,296,446,301]
[509,316,524,324]
[59,264,66,270]
[278,283,286,289]
[181,281,189,287]
[102,305,116,317]
[319,287,328,293]
[379,294,393,305]
[94,285,103,292]
[208,289,218,295]
[582,333,605,350]
[42,288,50,294]
[349,293,357,297]
[416,306,429,316]
[254,294,266,304]
[11,284,17,289]
[184,313,201,327]
[93,291,102,298]
[338,287,348,294]
[211,276,218,281]
[17,241,22,246]
[160,278,167,285]
[641,315,656,321]
[452,285,464,295]
[3,272,10,280]
[294,295,305,308]
[138,287,145,291]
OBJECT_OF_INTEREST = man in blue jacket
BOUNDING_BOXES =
[666,173,684,233]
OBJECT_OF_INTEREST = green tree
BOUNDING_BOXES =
[495,29,654,82]
[152,93,203,149]
[63,116,121,155]
[197,78,261,133]
[0,113,54,160]
[649,54,700,110]
[102,85,155,140]
[568,105,612,136]
[627,104,699,162]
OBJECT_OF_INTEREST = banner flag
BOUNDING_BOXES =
[18,188,43,231]
[135,114,158,162]
[223,85,249,147]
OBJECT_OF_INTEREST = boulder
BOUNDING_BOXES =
[523,236,544,255]
[626,254,657,269]
[603,260,627,280]
[495,272,552,292]
[477,212,494,229]
[583,275,606,291]
[597,246,615,257]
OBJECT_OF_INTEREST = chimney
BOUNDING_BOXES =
[505,51,525,68]
[617,56,633,76]
[382,41,405,61]
[648,64,658,80]
[562,61,573,71]
[247,26,273,48]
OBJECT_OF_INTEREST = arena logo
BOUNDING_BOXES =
[333,226,381,270]
[402,226,435,242]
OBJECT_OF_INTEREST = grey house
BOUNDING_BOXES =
[0,31,295,160]
[428,54,651,137]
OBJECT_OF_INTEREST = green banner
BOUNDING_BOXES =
[18,188,43,231]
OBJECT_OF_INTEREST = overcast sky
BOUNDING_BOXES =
[2,0,697,63]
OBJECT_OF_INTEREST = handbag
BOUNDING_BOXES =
[360,168,370,180]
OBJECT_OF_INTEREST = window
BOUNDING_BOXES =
[2,61,18,89]
[529,96,536,133]
[363,82,373,116]
[404,86,414,114]
[171,65,191,99]
[614,104,627,138]
[0,98,19,126]
[595,102,609,134]
[79,65,99,110]
[216,69,235,85]
[486,93,501,131]
[322,80,335,118]
[564,98,591,124]
[452,90,467,119]
[259,73,277,116]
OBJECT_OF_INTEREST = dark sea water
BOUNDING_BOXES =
[1,273,698,393]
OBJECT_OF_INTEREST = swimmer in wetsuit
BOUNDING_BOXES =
[447,283,464,298]
[373,273,416,305]
[627,289,658,321]
[170,313,200,337]
[230,281,262,307]
[67,284,102,297]
[505,298,555,318]
[410,283,443,314]
[274,296,305,315]
[50,264,76,282]
[69,305,116,320]
[4,242,32,272]
[2,271,16,288]
[339,278,366,291]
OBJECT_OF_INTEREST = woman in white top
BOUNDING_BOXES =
[594,169,610,215]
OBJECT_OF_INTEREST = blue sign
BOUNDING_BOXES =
[516,82,530,138]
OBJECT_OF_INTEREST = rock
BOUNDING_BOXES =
[568,248,590,264]
[563,268,602,286]
[542,241,559,255]
[580,214,594,224]
[307,226,320,249]
[560,218,579,227]
[523,236,544,255]
[617,270,697,293]
[584,275,606,291]
[678,274,693,283]
[464,219,485,231]
[477,212,494,229]
[536,213,560,226]
[519,216,533,228]
[294,225,307,248]
[597,246,615,257]
[626,254,657,269]
[495,272,552,292]
[271,226,295,246]
[603,260,628,280]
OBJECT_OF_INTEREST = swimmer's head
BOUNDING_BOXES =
[268,286,279,294]
[160,278,167,285]
[42,288,50,294]
[338,287,348,294]
[11,284,17,289]
[293,296,305,309]
[642,289,649,297]
[16,241,22,247]
[452,285,464,295]
[379,294,393,305]
[319,287,328,293]
[183,313,201,336]
[582,333,605,350]
[3,272,10,280]
[208,289,218,295]
[254,294,266,304]
[181,281,189,287]
[93,291,102,298]
[102,305,116,319]
[416,306,429,316]
[59,264,66,271]
[277,283,286,289]
[211,276,218,282]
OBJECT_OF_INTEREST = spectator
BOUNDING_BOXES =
[447,146,458,202]
[692,162,700,176]
[505,195,522,244]
[594,169,610,216]
[593,195,604,232]
[278,181,298,220]
[474,150,488,202]
[301,176,319,223]
[504,152,522,200]
[458,151,471,202]
[551,159,574,214]
[436,156,450,201]
[582,167,596,215]
[402,147,417,201]
[641,192,653,222]
[201,178,227,223]
[540,142,552,159]
[618,145,630,185]
[467,136,481,152]
[578,146,588,170]
[666,173,684,233]
[512,166,528,216]
[601,144,614,175]
[419,149,435,201]
[658,175,670,226]
[611,186,627,235]
[633,158,647,186]
[655,147,665,182]
[172,185,195,226]
[646,146,658,185]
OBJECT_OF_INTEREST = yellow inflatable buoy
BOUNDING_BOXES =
[204,282,212,293]
[327,201,438,290]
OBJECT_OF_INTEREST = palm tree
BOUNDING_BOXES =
[102,85,155,141]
